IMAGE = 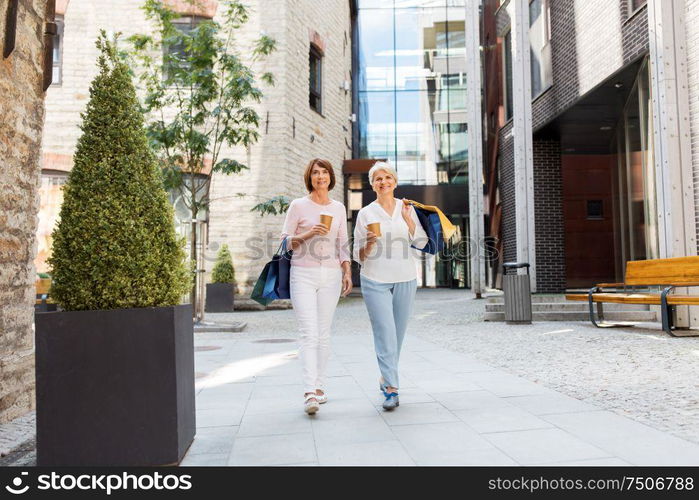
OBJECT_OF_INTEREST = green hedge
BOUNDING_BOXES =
[48,33,190,311]
[211,244,235,284]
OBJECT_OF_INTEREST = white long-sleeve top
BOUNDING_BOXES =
[352,198,429,283]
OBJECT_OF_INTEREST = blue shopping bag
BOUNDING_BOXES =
[251,239,293,305]
[410,207,445,255]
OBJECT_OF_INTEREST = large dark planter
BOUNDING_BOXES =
[34,304,195,466]
[205,283,235,312]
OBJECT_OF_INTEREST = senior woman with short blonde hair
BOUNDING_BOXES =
[353,161,428,410]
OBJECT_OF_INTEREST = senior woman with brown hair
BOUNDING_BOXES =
[353,161,428,411]
[281,158,353,415]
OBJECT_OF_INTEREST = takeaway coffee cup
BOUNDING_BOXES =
[367,222,382,237]
[320,213,333,230]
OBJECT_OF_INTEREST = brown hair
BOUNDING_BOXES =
[304,158,336,192]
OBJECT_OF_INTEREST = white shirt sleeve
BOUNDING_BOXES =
[352,209,365,264]
[280,199,299,248]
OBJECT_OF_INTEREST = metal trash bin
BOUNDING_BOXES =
[502,262,532,324]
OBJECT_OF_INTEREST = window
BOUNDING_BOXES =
[51,15,64,86]
[503,30,513,120]
[529,0,552,97]
[309,44,323,114]
[586,200,603,220]
[629,0,646,14]
[163,16,206,81]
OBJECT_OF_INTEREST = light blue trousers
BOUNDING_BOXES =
[360,275,417,389]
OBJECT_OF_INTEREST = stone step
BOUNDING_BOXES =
[483,310,658,322]
[485,302,651,312]
[486,294,574,304]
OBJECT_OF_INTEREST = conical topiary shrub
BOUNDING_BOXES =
[211,244,235,284]
[47,32,190,311]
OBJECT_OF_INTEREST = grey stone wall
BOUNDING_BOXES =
[0,0,48,423]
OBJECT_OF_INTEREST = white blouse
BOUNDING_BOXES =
[352,198,429,283]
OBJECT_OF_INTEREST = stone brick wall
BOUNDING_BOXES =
[499,122,516,264]
[687,0,699,251]
[530,0,649,132]
[41,0,352,298]
[42,0,153,169]
[207,0,352,295]
[533,138,565,292]
[0,0,49,423]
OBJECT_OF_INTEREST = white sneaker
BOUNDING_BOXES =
[315,393,328,404]
[304,394,320,415]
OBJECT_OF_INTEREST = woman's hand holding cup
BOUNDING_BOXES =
[305,224,329,240]
[365,230,378,248]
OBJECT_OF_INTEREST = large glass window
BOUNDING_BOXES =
[51,15,64,86]
[357,0,468,186]
[309,44,323,113]
[503,30,513,120]
[163,16,206,81]
[529,0,552,98]
[613,58,658,272]
[629,0,647,14]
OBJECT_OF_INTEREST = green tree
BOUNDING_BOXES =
[48,32,190,311]
[211,244,235,284]
[128,0,276,311]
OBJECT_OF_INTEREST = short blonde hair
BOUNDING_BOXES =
[368,161,398,185]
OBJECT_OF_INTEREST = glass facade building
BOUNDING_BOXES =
[351,0,469,288]
[356,0,468,186]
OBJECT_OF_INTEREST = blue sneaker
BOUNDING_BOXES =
[382,390,399,411]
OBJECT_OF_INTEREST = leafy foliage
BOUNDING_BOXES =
[127,0,277,221]
[249,195,290,217]
[48,32,191,311]
[211,244,235,284]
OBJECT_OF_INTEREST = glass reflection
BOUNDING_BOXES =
[357,0,468,186]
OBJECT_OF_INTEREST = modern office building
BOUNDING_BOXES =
[345,0,471,288]
[484,0,699,316]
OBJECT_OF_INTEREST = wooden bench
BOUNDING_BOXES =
[565,256,699,336]
[35,278,54,310]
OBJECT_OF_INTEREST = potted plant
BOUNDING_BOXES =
[35,33,193,466]
[205,244,236,312]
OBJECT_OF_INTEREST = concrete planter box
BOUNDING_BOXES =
[205,283,235,312]
[34,304,195,466]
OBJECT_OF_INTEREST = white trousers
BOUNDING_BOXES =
[290,265,342,393]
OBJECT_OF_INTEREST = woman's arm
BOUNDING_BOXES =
[353,210,377,262]
[281,200,327,250]
[337,207,351,265]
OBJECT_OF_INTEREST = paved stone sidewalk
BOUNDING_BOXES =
[183,330,699,466]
